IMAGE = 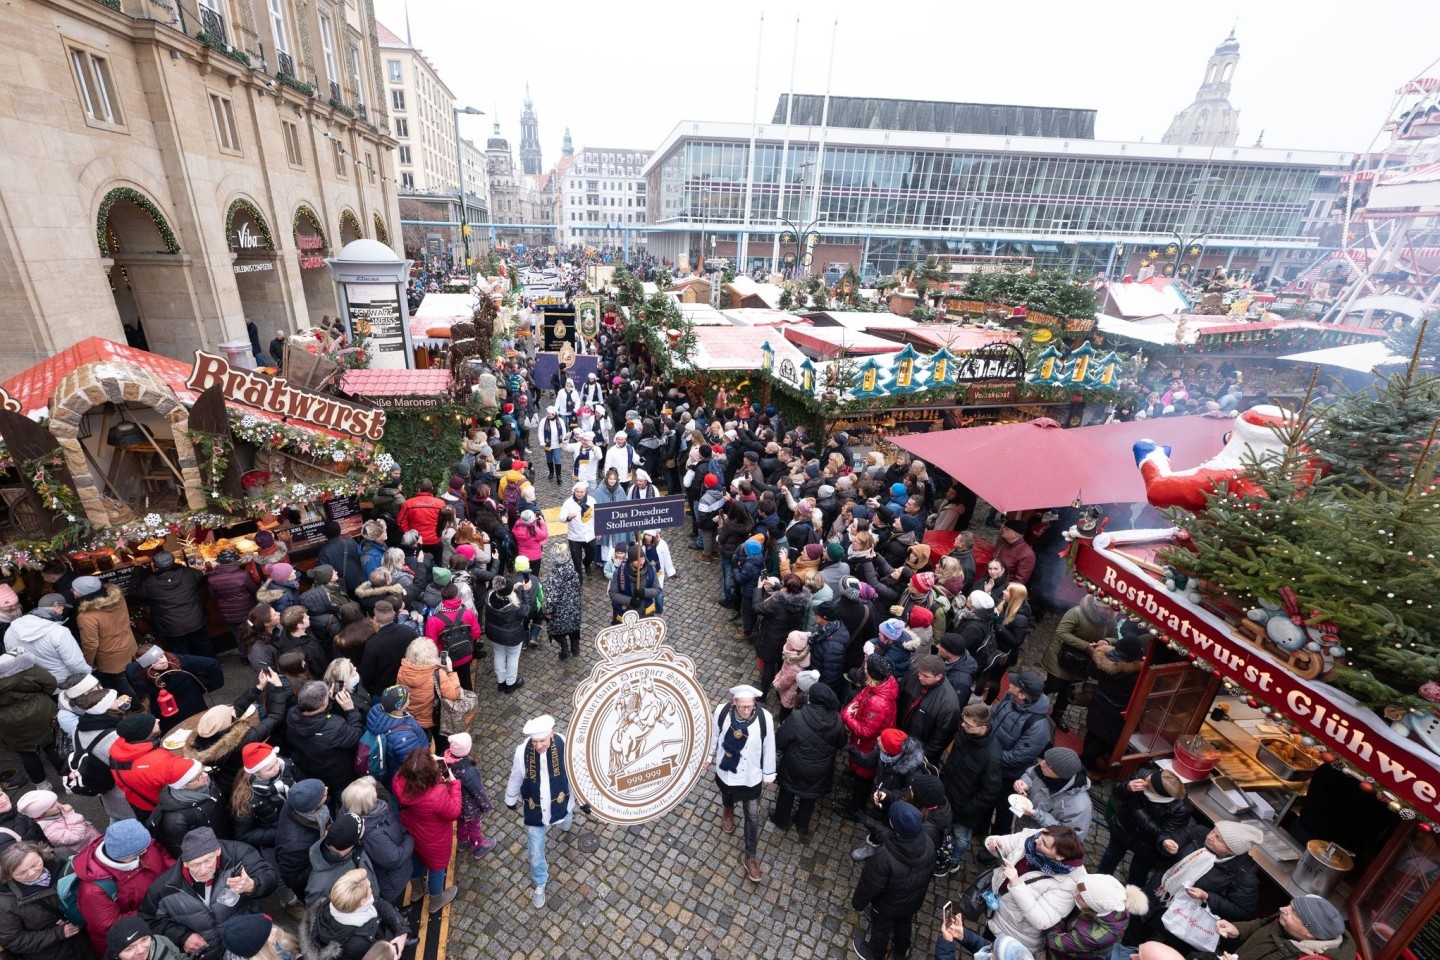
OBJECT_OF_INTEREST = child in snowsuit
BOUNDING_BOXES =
[444,732,495,858]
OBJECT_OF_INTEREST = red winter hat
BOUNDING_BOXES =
[879,728,907,756]
[503,403,514,414]
[711,444,725,455]
[703,474,719,488]
[908,606,934,628]
[242,742,279,774]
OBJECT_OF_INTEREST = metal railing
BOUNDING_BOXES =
[199,6,225,42]
[277,51,294,77]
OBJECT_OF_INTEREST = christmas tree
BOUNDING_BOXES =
[1385,309,1440,370]
[1318,316,1440,490]
[1165,373,1440,709]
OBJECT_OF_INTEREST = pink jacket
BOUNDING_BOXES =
[393,773,462,870]
[425,598,481,655]
[511,517,550,561]
[37,809,102,852]
[772,639,812,709]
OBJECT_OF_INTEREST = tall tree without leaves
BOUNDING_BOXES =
[1164,370,1440,709]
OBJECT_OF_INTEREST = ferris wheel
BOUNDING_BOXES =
[1320,63,1440,325]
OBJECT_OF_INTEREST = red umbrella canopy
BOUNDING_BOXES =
[890,414,1235,513]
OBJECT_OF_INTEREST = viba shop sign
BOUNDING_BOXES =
[566,612,710,825]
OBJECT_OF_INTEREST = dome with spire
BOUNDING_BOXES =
[1161,31,1241,147]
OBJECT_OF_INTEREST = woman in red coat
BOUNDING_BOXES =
[71,820,173,956]
[391,749,461,914]
[840,653,899,815]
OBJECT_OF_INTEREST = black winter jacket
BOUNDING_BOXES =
[359,800,415,904]
[776,700,848,799]
[483,592,529,647]
[851,830,936,919]
[940,728,1004,829]
[299,896,408,960]
[277,630,329,679]
[284,705,363,788]
[810,621,850,690]
[140,839,277,960]
[148,784,234,858]
[755,587,812,664]
[1108,779,1193,857]
[0,857,92,960]
[894,669,962,764]
[131,566,208,637]
[233,761,296,849]
[1144,821,1260,922]
[317,537,363,593]
[274,801,328,895]
[941,647,978,700]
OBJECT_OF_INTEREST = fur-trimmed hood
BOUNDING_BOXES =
[298,903,345,960]
[77,583,127,613]
[889,733,928,777]
[355,581,406,601]
[191,715,256,765]
[0,649,38,680]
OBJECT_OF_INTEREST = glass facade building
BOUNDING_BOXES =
[643,116,1354,278]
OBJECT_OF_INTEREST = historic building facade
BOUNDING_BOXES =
[0,0,401,377]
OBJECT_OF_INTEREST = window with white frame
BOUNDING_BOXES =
[267,0,289,55]
[209,93,239,151]
[71,49,121,125]
[387,59,402,83]
[282,120,302,165]
[319,14,338,87]
[394,118,408,137]
[391,89,405,111]
[398,145,411,165]
[401,172,414,189]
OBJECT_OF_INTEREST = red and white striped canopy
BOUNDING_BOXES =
[1397,77,1440,94]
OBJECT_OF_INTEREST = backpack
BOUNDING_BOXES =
[65,731,116,797]
[433,608,475,662]
[503,478,524,524]
[355,728,390,781]
[969,620,1007,675]
[56,856,116,926]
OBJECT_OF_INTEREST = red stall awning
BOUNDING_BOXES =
[890,414,1235,513]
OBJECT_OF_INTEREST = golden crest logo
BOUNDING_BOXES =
[576,297,601,340]
[566,612,711,825]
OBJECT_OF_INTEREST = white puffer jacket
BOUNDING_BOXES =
[985,828,1086,952]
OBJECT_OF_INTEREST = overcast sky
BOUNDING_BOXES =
[376,0,1440,167]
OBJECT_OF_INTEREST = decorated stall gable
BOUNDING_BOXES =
[186,351,385,442]
[1076,530,1440,822]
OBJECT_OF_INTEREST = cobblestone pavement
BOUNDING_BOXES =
[447,488,1107,960]
[0,495,1114,960]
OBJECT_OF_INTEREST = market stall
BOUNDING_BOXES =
[0,338,388,637]
[1073,527,1440,956]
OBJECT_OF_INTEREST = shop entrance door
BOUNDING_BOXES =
[1103,660,1219,780]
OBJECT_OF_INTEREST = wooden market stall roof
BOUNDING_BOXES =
[0,337,345,437]
[688,325,808,372]
[783,325,903,359]
[340,368,452,397]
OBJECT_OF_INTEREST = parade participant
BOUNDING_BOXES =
[603,431,638,488]
[557,482,597,580]
[505,715,575,909]
[572,431,603,488]
[703,685,776,883]
[539,407,567,484]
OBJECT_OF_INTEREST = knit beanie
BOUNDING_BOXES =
[889,801,922,838]
[911,571,936,594]
[878,728,907,756]
[910,773,945,809]
[840,576,863,601]
[826,542,845,562]
[103,819,154,860]
[1079,874,1129,914]
[879,618,905,642]
[795,670,821,694]
[744,540,762,557]
[908,607,934,629]
[308,565,335,586]
[1043,747,1084,779]
[288,779,326,814]
[1213,820,1265,856]
[220,914,273,959]
[864,654,892,683]
[431,567,454,586]
[1293,894,1345,940]
[116,713,157,742]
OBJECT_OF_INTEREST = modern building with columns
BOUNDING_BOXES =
[0,0,401,378]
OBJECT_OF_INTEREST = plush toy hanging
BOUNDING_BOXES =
[1132,405,1293,513]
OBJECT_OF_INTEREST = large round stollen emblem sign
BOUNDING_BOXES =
[566,612,711,825]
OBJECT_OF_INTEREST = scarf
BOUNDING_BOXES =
[97,844,145,872]
[718,710,756,774]
[1023,833,1079,876]
[1080,595,1118,634]
[330,899,379,927]
[519,737,570,827]
[169,785,213,804]
[1158,847,1218,902]
[1143,789,1180,804]
[22,869,52,888]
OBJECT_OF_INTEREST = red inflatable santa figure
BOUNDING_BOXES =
[1133,405,1293,512]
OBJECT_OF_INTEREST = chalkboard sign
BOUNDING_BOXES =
[280,520,328,555]
[325,495,363,538]
[1410,909,1440,960]
[97,563,145,594]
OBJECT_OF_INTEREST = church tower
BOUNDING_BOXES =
[1162,31,1241,147]
[562,127,574,158]
[519,84,542,175]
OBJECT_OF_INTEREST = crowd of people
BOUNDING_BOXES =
[0,283,1357,960]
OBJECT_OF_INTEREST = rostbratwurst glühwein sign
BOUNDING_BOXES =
[1075,530,1440,820]
[566,612,710,825]
[186,351,385,442]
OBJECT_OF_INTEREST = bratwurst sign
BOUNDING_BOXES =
[186,351,386,442]
[1076,529,1440,820]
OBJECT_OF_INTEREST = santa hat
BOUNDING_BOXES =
[242,743,280,774]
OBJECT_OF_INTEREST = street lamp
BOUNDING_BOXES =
[453,105,485,273]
